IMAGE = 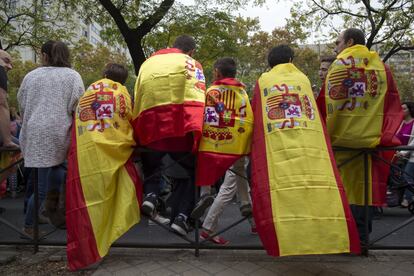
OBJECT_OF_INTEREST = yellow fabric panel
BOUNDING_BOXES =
[199,84,253,154]
[75,78,139,257]
[258,63,350,255]
[325,45,387,148]
[334,151,373,205]
[133,53,206,118]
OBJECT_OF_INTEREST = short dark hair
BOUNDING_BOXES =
[214,57,237,78]
[320,55,336,64]
[41,40,71,67]
[103,63,128,84]
[402,102,414,118]
[173,35,196,53]
[343,28,365,46]
[268,45,294,68]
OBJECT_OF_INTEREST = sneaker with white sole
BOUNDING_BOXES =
[141,194,158,216]
[171,215,189,235]
[190,195,214,219]
[148,214,171,225]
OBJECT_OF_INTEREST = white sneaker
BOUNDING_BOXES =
[401,199,409,208]
[148,214,170,225]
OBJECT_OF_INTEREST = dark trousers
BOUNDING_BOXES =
[350,204,374,242]
[141,151,195,217]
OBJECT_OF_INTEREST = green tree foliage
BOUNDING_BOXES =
[290,0,414,100]
[71,39,135,93]
[71,0,265,74]
[0,0,77,51]
[7,55,37,108]
[291,0,414,62]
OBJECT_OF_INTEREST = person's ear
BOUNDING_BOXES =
[347,38,354,47]
[188,49,195,57]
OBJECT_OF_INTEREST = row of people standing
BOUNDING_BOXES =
[12,27,404,270]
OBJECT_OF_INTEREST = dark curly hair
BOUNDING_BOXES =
[402,102,414,118]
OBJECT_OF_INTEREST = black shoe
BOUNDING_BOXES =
[171,215,189,235]
[240,203,252,217]
[141,194,158,217]
[190,195,214,219]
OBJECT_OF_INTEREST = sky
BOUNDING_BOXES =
[236,1,293,33]
[178,0,294,34]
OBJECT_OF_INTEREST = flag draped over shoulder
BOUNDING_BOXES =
[321,45,402,206]
[66,78,142,271]
[251,63,360,257]
[132,48,206,152]
[196,78,253,186]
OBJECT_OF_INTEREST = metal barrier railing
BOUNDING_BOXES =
[1,146,414,258]
[334,145,414,255]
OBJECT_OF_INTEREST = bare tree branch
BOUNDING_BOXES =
[137,0,175,36]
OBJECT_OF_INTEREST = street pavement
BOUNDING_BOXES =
[1,195,414,275]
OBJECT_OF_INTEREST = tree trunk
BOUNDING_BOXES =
[124,34,146,75]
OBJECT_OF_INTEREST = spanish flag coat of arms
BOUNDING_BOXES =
[251,63,360,256]
[196,78,253,185]
[66,78,142,270]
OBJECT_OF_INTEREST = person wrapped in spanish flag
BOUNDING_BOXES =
[251,45,360,257]
[132,35,206,235]
[66,64,142,270]
[193,57,254,243]
[317,28,402,241]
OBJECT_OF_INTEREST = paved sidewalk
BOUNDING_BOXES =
[1,246,414,275]
[92,248,414,276]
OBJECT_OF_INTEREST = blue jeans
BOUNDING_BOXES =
[404,161,414,202]
[24,164,66,228]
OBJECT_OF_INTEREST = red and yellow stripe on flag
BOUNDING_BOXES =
[132,49,206,151]
[196,78,253,186]
[325,45,402,206]
[251,63,360,256]
[66,79,142,271]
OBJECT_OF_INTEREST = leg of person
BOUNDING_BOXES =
[350,204,374,243]
[191,185,214,219]
[170,177,193,235]
[402,161,414,207]
[140,151,165,216]
[43,163,67,227]
[23,168,49,236]
[202,162,239,236]
[169,152,196,235]
[233,157,252,217]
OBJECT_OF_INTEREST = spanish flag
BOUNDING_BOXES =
[66,79,142,271]
[320,45,402,206]
[251,63,360,256]
[196,78,253,186]
[132,48,206,152]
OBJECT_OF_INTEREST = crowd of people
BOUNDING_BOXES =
[0,27,412,270]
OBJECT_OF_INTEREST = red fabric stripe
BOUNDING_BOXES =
[371,64,402,206]
[316,85,327,122]
[132,102,205,152]
[212,78,245,88]
[319,110,361,254]
[379,64,403,147]
[151,48,182,57]
[66,124,100,271]
[196,152,242,186]
[124,157,143,205]
[251,82,280,256]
